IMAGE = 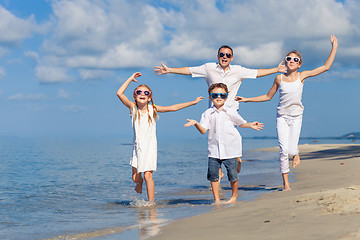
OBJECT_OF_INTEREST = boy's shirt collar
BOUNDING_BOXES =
[209,105,229,113]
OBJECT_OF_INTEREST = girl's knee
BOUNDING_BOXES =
[143,171,153,181]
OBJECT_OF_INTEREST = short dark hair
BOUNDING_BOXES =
[218,45,233,56]
[208,83,229,95]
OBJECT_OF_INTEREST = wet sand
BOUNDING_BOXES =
[151,144,360,240]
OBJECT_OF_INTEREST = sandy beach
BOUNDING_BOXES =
[151,143,360,240]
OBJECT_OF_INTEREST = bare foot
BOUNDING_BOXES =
[292,154,301,168]
[144,200,155,207]
[224,197,237,204]
[237,158,242,173]
[135,178,143,194]
[283,183,292,191]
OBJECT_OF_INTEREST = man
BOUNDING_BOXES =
[154,45,286,110]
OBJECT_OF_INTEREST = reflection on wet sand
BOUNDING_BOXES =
[43,207,164,240]
[138,207,161,239]
[43,183,278,239]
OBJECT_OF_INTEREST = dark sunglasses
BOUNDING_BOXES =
[210,93,228,99]
[135,90,151,96]
[285,56,300,63]
[219,53,232,58]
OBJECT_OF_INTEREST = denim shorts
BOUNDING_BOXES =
[207,157,238,182]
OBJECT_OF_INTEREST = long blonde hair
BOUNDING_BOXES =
[133,84,158,124]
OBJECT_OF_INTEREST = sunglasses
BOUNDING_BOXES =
[210,93,228,99]
[285,56,300,63]
[219,53,232,58]
[135,90,151,96]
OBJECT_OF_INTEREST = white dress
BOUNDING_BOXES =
[130,105,157,173]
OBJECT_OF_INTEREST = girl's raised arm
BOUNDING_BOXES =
[116,72,142,109]
[301,35,338,81]
[156,97,204,113]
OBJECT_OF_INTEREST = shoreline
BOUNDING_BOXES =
[151,143,360,240]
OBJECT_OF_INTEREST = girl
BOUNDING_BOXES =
[117,72,204,203]
[236,35,338,191]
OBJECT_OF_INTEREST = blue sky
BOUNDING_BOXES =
[0,0,359,139]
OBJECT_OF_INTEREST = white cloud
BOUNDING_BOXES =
[331,69,360,80]
[11,0,357,84]
[78,69,114,80]
[35,65,70,83]
[233,42,284,66]
[163,34,214,60]
[64,43,154,68]
[0,6,34,44]
[39,0,165,68]
[7,93,47,101]
[0,5,48,45]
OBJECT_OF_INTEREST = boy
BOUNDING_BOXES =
[184,83,263,204]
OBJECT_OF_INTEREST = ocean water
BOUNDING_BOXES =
[0,137,354,240]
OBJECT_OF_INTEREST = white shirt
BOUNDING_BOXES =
[190,63,258,110]
[199,106,247,159]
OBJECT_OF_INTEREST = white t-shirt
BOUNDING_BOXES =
[199,106,247,159]
[190,63,258,110]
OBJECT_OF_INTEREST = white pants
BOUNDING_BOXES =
[276,114,303,173]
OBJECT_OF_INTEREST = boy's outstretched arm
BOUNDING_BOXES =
[239,121,264,131]
[154,62,191,75]
[116,72,141,109]
[156,97,204,113]
[184,119,207,134]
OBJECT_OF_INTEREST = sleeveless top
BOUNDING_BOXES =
[130,105,157,173]
[277,73,304,116]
